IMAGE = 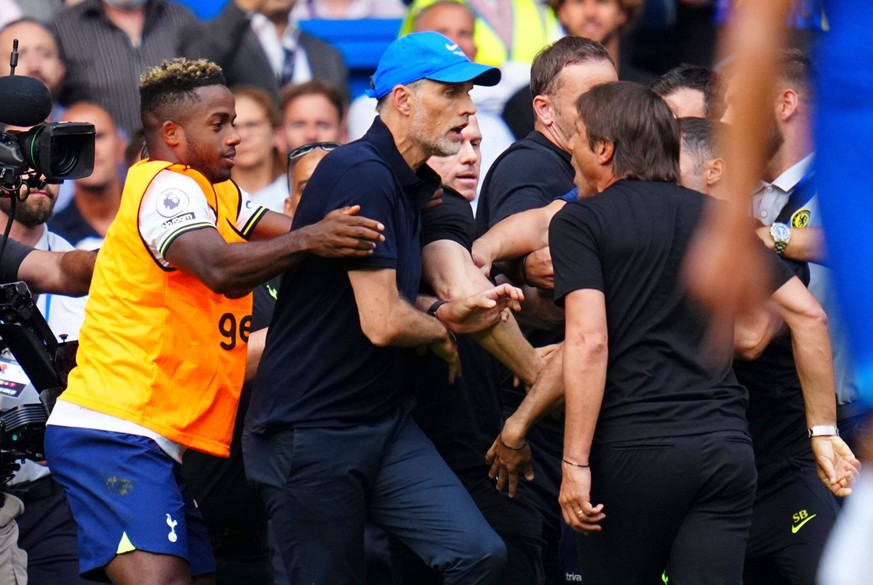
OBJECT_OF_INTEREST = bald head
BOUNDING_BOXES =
[414,1,476,62]
[0,19,65,95]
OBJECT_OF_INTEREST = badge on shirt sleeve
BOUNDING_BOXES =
[156,188,191,218]
[790,208,811,229]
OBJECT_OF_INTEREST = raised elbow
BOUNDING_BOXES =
[366,329,395,347]
[807,305,829,331]
[735,338,766,361]
[197,265,247,297]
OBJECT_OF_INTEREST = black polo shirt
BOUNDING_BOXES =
[475,130,574,235]
[246,118,440,432]
[475,130,573,408]
[551,180,749,443]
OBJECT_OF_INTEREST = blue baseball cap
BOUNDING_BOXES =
[366,32,501,99]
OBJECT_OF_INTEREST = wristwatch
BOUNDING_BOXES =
[769,222,792,256]
[807,425,840,438]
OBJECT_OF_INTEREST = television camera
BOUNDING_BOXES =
[0,39,95,198]
[0,282,77,483]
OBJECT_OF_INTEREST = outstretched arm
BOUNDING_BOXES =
[19,249,96,297]
[472,200,566,277]
[165,206,384,298]
[423,239,543,385]
[486,343,565,497]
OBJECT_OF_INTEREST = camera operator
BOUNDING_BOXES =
[2,236,94,297]
[0,238,93,585]
[0,154,96,584]
[0,26,96,585]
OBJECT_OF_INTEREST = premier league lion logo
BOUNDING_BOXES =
[156,188,190,218]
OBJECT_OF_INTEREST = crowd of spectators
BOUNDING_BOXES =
[1,1,866,585]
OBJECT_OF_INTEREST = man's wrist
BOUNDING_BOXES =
[808,425,839,437]
[293,225,314,255]
[500,416,527,448]
[520,254,534,288]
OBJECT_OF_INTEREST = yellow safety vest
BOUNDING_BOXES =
[60,160,254,457]
[400,0,560,67]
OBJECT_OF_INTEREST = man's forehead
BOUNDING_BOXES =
[557,61,617,93]
[463,118,482,140]
[192,85,235,112]
[418,2,474,28]
[0,22,57,51]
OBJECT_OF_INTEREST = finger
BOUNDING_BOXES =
[338,205,361,215]
[475,296,498,309]
[818,458,838,484]
[348,227,385,242]
[561,504,587,532]
[336,220,385,236]
[342,235,379,249]
[523,462,535,481]
[335,248,376,257]
[447,359,460,383]
[495,467,508,492]
[488,456,501,480]
[356,219,385,233]
[485,442,498,466]
[508,470,519,498]
[333,239,377,252]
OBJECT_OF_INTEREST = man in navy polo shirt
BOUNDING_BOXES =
[244,32,512,584]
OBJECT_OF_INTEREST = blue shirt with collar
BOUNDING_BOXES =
[247,118,441,432]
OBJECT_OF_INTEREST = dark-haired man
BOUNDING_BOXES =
[552,82,757,584]
[652,63,725,119]
[502,0,649,138]
[244,32,513,584]
[473,36,616,584]
[44,57,385,585]
[278,80,345,150]
[477,36,616,236]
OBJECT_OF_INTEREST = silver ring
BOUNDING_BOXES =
[576,509,585,516]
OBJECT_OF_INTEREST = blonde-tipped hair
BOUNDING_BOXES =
[140,58,226,126]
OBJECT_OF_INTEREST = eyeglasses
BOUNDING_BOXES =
[287,142,341,163]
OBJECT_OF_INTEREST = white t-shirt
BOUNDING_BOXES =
[139,169,264,267]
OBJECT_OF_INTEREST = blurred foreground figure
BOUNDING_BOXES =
[680,3,873,584]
